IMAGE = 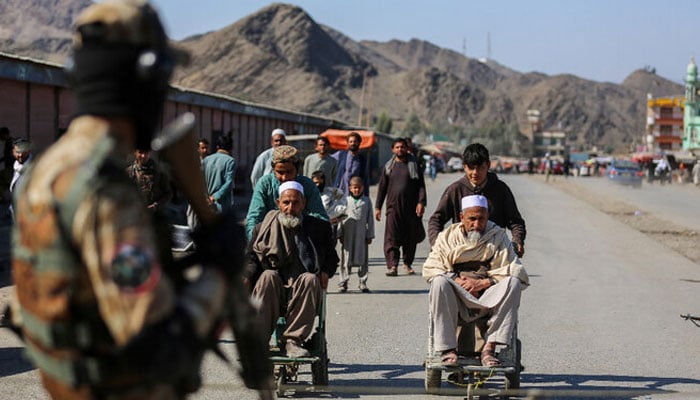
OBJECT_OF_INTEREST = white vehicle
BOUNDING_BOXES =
[447,157,463,172]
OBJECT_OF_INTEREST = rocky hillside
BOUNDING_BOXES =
[0,1,686,153]
[174,3,372,117]
[174,3,687,153]
[0,0,90,63]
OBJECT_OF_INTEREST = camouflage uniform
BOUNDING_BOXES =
[10,1,227,398]
[126,157,172,211]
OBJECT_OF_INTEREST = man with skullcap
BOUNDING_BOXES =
[245,181,338,357]
[423,195,529,368]
[250,127,288,187]
[245,144,328,239]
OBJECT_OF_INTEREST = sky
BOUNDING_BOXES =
[150,0,700,85]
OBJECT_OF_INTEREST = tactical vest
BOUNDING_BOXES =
[11,137,140,389]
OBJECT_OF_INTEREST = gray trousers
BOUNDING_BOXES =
[430,274,521,352]
[252,270,321,343]
[338,263,368,285]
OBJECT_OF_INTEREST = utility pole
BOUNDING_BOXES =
[365,77,374,128]
[462,37,467,57]
[357,71,367,126]
[487,32,492,60]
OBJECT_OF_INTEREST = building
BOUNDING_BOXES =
[646,95,684,152]
[526,109,566,157]
[534,130,566,157]
[0,52,349,190]
[683,58,700,151]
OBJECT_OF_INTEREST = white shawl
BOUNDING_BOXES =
[422,221,529,286]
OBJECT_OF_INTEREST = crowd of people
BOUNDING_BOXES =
[5,1,530,398]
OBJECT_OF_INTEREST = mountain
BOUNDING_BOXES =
[1,1,686,153]
[171,3,684,152]
[0,0,90,63]
[174,3,372,117]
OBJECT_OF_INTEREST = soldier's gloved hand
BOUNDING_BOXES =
[190,210,247,279]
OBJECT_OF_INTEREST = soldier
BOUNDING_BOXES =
[8,1,232,398]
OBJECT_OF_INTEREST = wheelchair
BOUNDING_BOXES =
[424,309,522,399]
[270,292,329,397]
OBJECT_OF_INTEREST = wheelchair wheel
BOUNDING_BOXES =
[276,365,287,397]
[504,339,522,390]
[425,367,441,394]
[311,338,329,386]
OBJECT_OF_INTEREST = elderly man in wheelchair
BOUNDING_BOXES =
[244,181,338,358]
[423,194,529,368]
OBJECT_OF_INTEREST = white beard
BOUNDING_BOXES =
[466,230,482,246]
[278,213,302,229]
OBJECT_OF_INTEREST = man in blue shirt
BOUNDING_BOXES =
[332,132,370,196]
[203,135,236,213]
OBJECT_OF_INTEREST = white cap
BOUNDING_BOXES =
[461,195,488,210]
[271,128,287,137]
[278,181,304,197]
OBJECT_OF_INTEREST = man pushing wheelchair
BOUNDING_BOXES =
[423,194,529,368]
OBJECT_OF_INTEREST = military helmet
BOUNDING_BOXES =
[68,0,189,150]
[73,0,188,66]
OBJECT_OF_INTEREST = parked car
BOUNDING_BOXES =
[605,159,643,188]
[447,157,463,172]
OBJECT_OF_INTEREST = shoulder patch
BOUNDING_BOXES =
[110,244,161,293]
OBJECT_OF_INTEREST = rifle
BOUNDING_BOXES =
[153,113,274,398]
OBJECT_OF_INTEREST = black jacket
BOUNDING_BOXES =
[428,172,526,247]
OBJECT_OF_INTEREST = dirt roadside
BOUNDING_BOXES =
[540,175,700,265]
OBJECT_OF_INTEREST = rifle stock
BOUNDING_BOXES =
[151,112,216,226]
[153,114,274,395]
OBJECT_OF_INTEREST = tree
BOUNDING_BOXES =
[376,111,393,134]
[403,113,424,138]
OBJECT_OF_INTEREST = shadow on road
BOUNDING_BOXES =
[333,289,428,295]
[0,347,34,377]
[368,257,427,266]
[517,372,700,399]
[274,369,700,399]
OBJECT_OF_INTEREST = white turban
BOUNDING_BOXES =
[271,128,287,137]
[278,181,304,197]
[461,194,488,210]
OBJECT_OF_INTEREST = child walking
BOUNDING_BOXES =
[337,176,374,293]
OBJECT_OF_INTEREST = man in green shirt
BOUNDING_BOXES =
[246,145,328,239]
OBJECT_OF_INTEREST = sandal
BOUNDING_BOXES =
[480,348,501,367]
[441,350,459,367]
[404,265,415,275]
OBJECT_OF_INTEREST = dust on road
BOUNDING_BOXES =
[536,175,700,264]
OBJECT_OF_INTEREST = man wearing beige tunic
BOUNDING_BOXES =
[423,195,529,367]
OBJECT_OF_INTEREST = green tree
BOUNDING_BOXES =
[403,113,424,138]
[376,111,393,134]
[461,123,527,156]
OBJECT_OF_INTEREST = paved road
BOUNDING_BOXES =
[563,175,700,232]
[1,172,699,399]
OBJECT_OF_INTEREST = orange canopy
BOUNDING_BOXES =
[631,152,661,163]
[320,129,377,150]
